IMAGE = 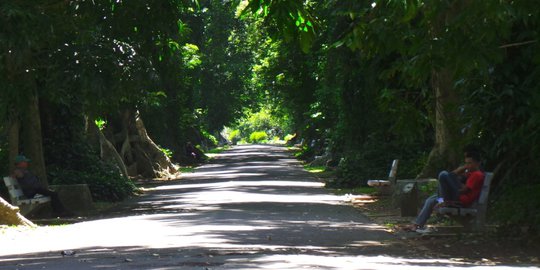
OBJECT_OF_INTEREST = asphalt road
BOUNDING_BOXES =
[0,145,537,269]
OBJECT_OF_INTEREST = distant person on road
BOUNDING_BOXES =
[185,142,198,160]
[407,151,485,233]
[11,155,70,216]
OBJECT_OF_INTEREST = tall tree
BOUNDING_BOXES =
[196,0,255,133]
[0,1,67,185]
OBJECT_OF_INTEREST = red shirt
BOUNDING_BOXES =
[459,170,485,206]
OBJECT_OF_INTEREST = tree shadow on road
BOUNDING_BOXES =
[3,145,538,269]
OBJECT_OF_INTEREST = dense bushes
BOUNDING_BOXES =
[48,162,136,202]
[44,136,136,202]
[322,132,430,188]
[225,107,293,144]
[0,137,135,202]
[227,129,242,144]
[493,184,540,236]
[248,131,268,143]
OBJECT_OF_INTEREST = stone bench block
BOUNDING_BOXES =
[50,184,94,215]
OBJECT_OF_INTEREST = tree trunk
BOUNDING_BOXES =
[0,197,36,227]
[418,68,462,178]
[417,2,468,178]
[99,129,130,179]
[21,93,48,187]
[105,110,178,179]
[133,111,178,178]
[85,115,100,149]
[7,95,48,185]
[7,106,20,173]
[83,112,129,179]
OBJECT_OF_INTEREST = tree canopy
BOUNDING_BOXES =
[1,0,539,236]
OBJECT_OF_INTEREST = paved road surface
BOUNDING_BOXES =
[0,145,537,269]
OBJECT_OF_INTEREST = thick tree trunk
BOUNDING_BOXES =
[417,3,467,178]
[85,114,129,179]
[85,115,100,149]
[100,129,130,179]
[0,197,36,227]
[7,107,20,173]
[21,93,48,187]
[7,94,48,186]
[133,111,178,178]
[105,110,178,179]
[418,69,462,178]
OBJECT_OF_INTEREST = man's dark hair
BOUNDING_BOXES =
[465,151,481,163]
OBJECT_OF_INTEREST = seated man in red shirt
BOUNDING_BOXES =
[407,151,485,233]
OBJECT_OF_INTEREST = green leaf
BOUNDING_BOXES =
[177,19,185,33]
[402,0,418,22]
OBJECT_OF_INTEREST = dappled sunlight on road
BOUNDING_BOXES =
[189,171,267,179]
[146,180,336,207]
[0,145,384,260]
[151,180,325,191]
[1,145,537,269]
[0,210,390,257]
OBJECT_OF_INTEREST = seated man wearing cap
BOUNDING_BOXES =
[11,155,70,216]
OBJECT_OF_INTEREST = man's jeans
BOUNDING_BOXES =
[415,170,461,227]
[437,170,461,202]
[415,194,438,227]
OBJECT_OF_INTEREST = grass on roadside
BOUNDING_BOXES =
[303,164,338,180]
[38,220,71,227]
[179,167,195,173]
[205,146,231,159]
[303,165,326,173]
[302,164,377,195]
[331,186,377,195]
[206,146,230,154]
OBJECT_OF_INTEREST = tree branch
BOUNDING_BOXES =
[499,40,537,49]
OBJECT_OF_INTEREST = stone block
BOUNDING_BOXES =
[50,184,94,215]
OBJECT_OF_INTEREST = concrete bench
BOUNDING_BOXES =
[396,178,437,217]
[436,172,494,231]
[50,184,94,215]
[367,159,399,195]
[3,176,51,215]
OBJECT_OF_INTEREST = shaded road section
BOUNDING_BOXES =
[1,145,537,269]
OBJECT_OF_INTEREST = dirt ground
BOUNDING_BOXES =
[348,194,540,266]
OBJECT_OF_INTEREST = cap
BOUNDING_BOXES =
[15,155,31,163]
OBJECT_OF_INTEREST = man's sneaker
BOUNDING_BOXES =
[415,227,434,234]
